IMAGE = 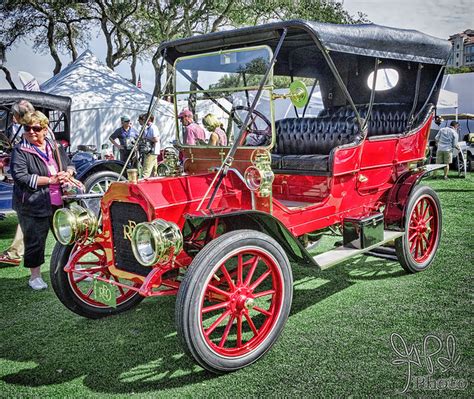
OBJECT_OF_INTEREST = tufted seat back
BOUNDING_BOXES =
[272,103,430,173]
[318,103,415,137]
[274,116,359,156]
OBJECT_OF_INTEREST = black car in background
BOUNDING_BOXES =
[0,90,125,217]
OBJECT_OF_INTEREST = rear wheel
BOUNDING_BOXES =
[50,242,143,319]
[176,230,293,373]
[395,185,442,273]
[83,171,124,214]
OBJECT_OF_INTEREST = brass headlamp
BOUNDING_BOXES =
[53,204,98,245]
[131,219,183,266]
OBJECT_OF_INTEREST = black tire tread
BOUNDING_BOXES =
[50,242,143,319]
[395,185,442,273]
[176,229,293,373]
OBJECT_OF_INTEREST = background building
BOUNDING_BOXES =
[447,29,474,67]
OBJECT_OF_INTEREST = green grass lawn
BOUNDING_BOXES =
[1,173,472,398]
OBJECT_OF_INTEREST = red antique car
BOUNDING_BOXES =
[50,20,451,373]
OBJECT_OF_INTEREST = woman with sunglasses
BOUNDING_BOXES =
[11,111,75,290]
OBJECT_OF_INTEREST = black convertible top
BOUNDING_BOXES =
[160,20,451,66]
[0,89,71,112]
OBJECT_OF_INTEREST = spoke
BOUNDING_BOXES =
[408,231,418,242]
[236,315,243,347]
[220,264,235,291]
[416,238,422,259]
[421,200,430,219]
[74,274,92,283]
[424,215,434,225]
[413,203,420,220]
[252,289,275,299]
[85,287,94,298]
[237,254,243,285]
[421,233,430,248]
[244,311,258,336]
[218,316,235,347]
[202,301,230,314]
[205,310,231,337]
[243,256,260,286]
[410,236,417,252]
[254,306,272,317]
[207,283,231,298]
[249,269,271,291]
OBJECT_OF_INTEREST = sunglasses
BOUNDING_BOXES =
[23,125,43,133]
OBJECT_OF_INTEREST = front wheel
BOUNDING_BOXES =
[50,242,143,319]
[176,230,293,373]
[395,185,442,273]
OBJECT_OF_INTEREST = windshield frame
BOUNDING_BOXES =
[173,45,276,150]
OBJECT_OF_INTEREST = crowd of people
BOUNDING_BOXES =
[108,109,228,176]
[0,105,228,289]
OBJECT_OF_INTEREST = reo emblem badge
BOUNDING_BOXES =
[123,220,137,241]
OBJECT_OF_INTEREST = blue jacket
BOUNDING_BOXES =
[11,138,75,217]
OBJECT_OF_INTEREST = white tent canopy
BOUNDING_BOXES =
[41,50,176,150]
[437,89,458,110]
[40,51,324,150]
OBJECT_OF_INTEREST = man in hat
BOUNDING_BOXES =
[178,109,206,145]
[109,115,139,162]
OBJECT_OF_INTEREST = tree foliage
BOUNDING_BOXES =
[446,66,474,74]
[0,0,367,90]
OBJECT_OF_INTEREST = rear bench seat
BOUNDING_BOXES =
[272,103,424,173]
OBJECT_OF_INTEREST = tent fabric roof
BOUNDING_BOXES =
[160,19,451,66]
[41,50,153,111]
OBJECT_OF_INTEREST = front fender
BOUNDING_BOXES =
[75,159,125,181]
[385,164,444,230]
[184,209,317,268]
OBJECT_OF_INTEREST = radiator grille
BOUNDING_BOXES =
[110,202,150,277]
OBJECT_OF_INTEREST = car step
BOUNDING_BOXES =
[365,246,398,261]
[314,230,404,270]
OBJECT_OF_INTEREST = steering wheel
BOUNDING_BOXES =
[230,105,271,146]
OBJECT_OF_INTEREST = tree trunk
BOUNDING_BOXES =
[0,66,17,89]
[66,22,78,61]
[101,17,114,69]
[129,40,137,85]
[47,19,62,75]
[152,50,161,97]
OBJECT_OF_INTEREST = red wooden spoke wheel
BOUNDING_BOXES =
[50,242,143,319]
[395,185,442,273]
[176,230,293,373]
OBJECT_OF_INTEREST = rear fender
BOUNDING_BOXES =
[385,164,444,230]
[184,210,317,267]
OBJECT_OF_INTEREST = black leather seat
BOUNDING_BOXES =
[272,115,359,173]
[272,103,430,174]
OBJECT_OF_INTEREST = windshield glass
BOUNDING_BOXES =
[174,46,274,147]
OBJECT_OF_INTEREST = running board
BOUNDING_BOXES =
[314,230,405,270]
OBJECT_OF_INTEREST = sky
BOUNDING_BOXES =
[1,0,472,92]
